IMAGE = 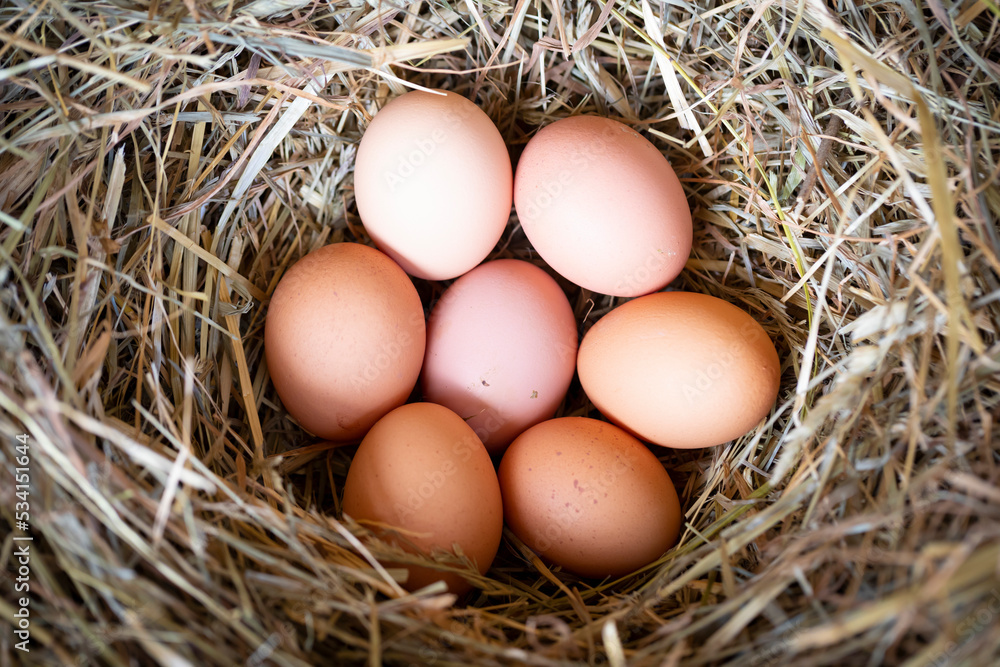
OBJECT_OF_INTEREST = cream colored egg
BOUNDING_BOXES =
[354,90,513,281]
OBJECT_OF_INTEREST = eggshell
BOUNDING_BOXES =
[421,259,578,454]
[498,417,681,578]
[513,115,692,296]
[353,89,513,280]
[577,291,781,449]
[341,403,503,594]
[264,243,425,441]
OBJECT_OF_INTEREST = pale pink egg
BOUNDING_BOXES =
[514,115,692,297]
[421,259,578,454]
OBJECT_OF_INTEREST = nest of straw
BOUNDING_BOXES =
[2,0,999,665]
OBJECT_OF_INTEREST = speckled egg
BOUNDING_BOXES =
[421,259,578,454]
[498,417,682,578]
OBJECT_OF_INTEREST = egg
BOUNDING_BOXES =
[498,417,681,578]
[421,259,578,454]
[264,243,425,441]
[341,403,503,594]
[353,89,513,281]
[513,115,692,297]
[577,291,781,449]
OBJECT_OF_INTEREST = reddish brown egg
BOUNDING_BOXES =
[498,417,681,578]
[342,403,503,594]
[264,243,425,441]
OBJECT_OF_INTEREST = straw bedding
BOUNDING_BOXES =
[1,0,999,665]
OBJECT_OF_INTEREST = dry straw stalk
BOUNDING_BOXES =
[1,0,999,665]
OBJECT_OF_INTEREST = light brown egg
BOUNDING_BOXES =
[353,89,513,281]
[577,291,781,449]
[421,259,578,454]
[264,243,425,441]
[341,403,503,595]
[498,417,681,578]
[513,115,691,297]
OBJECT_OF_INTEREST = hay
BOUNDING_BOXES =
[1,0,999,664]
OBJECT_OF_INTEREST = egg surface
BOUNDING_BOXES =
[421,259,578,454]
[498,417,681,578]
[513,115,691,297]
[354,89,513,281]
[578,291,780,449]
[264,243,425,441]
[342,403,503,594]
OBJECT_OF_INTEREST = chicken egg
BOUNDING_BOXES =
[514,115,691,297]
[342,403,503,595]
[354,89,513,280]
[577,291,781,449]
[264,243,425,440]
[498,417,681,578]
[421,259,578,454]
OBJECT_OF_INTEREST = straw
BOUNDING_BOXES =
[1,0,998,664]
